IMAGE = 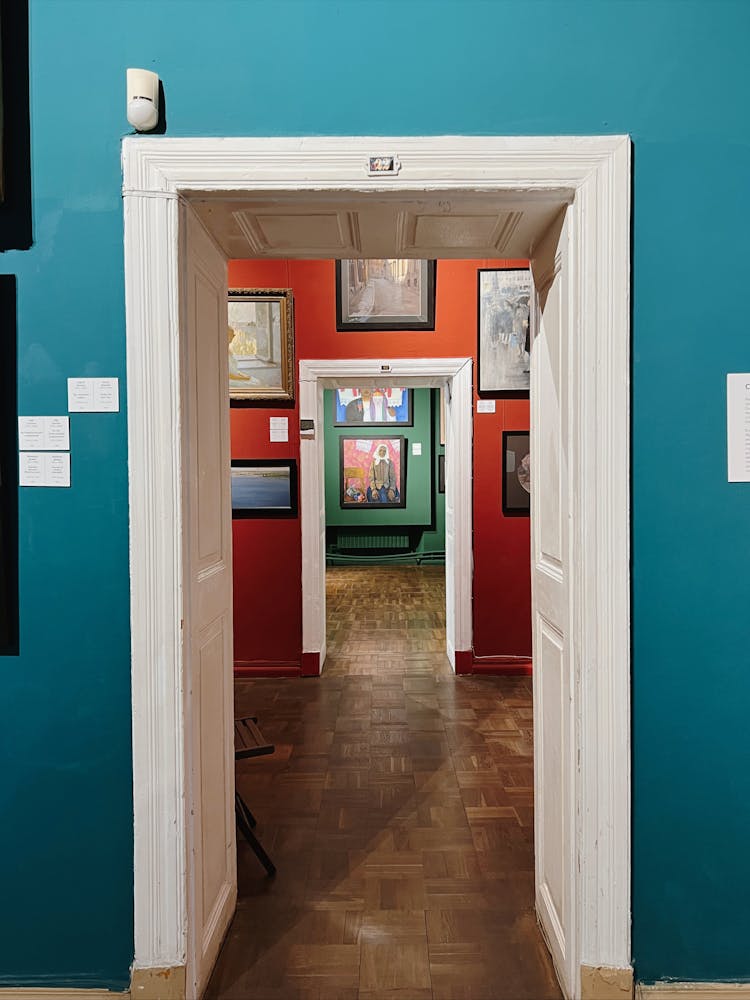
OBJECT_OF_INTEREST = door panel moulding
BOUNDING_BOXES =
[122,135,631,999]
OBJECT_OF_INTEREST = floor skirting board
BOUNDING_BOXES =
[456,650,532,675]
[0,991,128,999]
[234,662,301,677]
[637,986,750,999]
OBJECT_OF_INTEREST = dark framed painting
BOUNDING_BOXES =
[438,453,445,494]
[231,459,298,518]
[333,386,413,427]
[502,431,530,516]
[228,288,295,402]
[336,259,436,331]
[339,435,406,509]
[477,268,532,396]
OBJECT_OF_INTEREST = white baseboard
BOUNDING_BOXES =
[637,985,750,999]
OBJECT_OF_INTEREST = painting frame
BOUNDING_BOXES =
[230,459,298,519]
[335,259,436,331]
[477,267,533,397]
[502,431,531,517]
[333,386,413,427]
[228,287,295,403]
[339,434,407,510]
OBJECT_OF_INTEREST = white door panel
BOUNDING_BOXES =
[530,209,576,998]
[181,205,236,999]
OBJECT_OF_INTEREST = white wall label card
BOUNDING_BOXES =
[19,452,45,486]
[94,378,119,411]
[727,373,750,482]
[19,452,71,487]
[68,377,120,413]
[45,453,71,487]
[269,417,288,443]
[412,442,422,456]
[18,416,70,451]
[477,399,496,413]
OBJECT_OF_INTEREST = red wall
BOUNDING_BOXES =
[229,258,531,671]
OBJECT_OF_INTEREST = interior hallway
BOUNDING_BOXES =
[207,566,561,999]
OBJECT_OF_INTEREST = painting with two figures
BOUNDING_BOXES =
[334,387,412,426]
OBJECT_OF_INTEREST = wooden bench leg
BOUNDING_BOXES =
[235,792,276,877]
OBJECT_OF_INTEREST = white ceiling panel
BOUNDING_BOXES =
[191,191,569,260]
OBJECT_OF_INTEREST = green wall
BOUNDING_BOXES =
[324,389,434,529]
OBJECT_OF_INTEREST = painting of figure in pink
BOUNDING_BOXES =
[339,436,406,509]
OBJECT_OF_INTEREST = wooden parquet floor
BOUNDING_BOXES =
[206,566,561,1000]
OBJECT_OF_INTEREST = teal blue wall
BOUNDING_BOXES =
[2,0,749,987]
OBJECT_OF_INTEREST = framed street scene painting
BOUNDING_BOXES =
[336,259,436,331]
[231,459,298,518]
[502,431,531,516]
[334,386,412,426]
[339,436,406,509]
[477,268,532,395]
[228,288,294,402]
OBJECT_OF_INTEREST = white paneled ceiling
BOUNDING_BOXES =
[190,190,570,260]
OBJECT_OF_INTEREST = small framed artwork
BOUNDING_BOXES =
[502,431,531,516]
[438,453,445,494]
[339,435,406,509]
[336,259,436,331]
[334,387,413,427]
[228,288,294,402]
[477,268,533,396]
[231,459,298,519]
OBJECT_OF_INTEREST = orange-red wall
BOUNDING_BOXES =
[229,259,531,671]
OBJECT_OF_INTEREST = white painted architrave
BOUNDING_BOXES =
[298,357,473,669]
[122,135,631,998]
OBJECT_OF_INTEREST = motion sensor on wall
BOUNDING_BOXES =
[126,68,159,132]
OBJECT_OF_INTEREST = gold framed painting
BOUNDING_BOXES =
[228,288,295,402]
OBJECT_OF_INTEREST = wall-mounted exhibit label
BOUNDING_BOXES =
[727,374,750,482]
[19,451,71,488]
[68,377,120,412]
[477,399,496,413]
[269,417,288,442]
[18,416,70,451]
[412,442,422,456]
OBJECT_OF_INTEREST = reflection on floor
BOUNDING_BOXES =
[206,565,561,999]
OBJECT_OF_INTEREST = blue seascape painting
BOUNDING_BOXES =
[231,467,291,511]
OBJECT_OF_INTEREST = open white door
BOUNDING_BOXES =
[530,209,576,998]
[181,206,236,997]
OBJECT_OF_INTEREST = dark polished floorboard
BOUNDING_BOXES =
[206,566,561,1000]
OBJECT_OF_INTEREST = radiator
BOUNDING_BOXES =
[337,533,410,551]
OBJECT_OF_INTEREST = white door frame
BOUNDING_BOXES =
[122,135,631,998]
[298,358,473,671]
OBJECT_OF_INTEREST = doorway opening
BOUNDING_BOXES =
[298,357,473,674]
[123,136,631,1000]
[323,384,448,679]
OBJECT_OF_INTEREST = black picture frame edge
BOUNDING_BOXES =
[476,266,532,400]
[332,386,414,428]
[230,457,299,519]
[338,433,407,509]
[335,260,437,332]
[501,429,531,517]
